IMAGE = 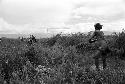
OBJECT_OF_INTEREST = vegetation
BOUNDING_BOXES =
[0,31,125,84]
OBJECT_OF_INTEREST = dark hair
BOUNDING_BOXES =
[94,23,103,30]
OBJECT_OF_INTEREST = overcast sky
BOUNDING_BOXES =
[0,0,125,34]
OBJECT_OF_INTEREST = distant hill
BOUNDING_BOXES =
[84,31,115,35]
[0,33,53,39]
[0,31,115,39]
[103,31,116,35]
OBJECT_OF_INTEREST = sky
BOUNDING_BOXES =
[0,0,125,34]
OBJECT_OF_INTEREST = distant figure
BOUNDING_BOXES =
[20,37,24,42]
[89,23,111,70]
[27,35,37,46]
[31,35,37,42]
[0,38,2,42]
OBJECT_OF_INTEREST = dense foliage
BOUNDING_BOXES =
[0,31,125,84]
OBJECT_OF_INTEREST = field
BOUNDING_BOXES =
[0,31,125,84]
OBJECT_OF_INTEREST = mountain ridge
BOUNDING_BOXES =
[0,31,117,39]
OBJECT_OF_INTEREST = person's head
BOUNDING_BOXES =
[94,23,103,30]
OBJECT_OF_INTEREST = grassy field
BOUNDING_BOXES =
[0,31,125,84]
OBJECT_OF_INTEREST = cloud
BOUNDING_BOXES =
[67,0,125,24]
[0,0,73,25]
[0,0,2,3]
[0,18,48,34]
[0,18,18,34]
[0,17,72,34]
[0,17,124,35]
[0,0,125,34]
[62,22,125,34]
[0,0,74,34]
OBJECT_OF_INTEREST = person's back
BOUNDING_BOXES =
[93,30,104,41]
[89,23,107,51]
[94,30,107,51]
[89,23,109,70]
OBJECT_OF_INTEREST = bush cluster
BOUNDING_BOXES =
[0,31,125,84]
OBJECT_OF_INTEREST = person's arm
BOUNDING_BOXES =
[102,31,105,40]
[89,32,96,43]
[91,32,96,39]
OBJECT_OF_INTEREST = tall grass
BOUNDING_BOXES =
[0,31,125,84]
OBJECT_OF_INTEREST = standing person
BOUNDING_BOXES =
[31,35,37,43]
[89,23,110,70]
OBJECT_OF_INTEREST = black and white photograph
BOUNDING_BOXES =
[0,0,125,84]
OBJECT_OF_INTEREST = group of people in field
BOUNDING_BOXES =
[0,23,124,84]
